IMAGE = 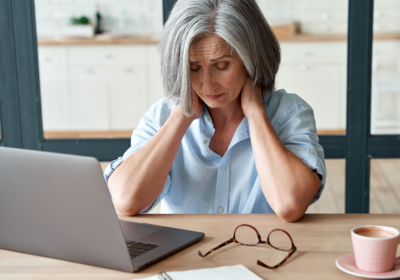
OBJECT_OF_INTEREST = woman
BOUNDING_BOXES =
[105,0,326,222]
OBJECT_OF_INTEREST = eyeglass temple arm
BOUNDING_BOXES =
[257,245,297,269]
[198,238,234,257]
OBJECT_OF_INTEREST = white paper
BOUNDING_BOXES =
[134,265,263,280]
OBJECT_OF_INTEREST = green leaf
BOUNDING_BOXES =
[79,16,90,25]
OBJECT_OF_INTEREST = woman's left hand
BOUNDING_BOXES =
[240,75,264,117]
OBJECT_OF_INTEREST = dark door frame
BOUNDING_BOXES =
[1,0,399,212]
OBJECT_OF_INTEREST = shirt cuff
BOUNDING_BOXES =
[288,145,327,204]
[301,149,326,204]
[103,157,124,185]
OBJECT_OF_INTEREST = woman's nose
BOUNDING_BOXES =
[201,71,217,95]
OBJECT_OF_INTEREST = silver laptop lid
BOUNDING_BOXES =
[0,147,134,272]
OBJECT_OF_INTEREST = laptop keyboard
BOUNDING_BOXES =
[126,240,159,259]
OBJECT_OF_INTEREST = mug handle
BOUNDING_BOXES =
[396,236,400,264]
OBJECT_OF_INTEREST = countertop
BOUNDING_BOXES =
[38,35,158,46]
[37,33,400,46]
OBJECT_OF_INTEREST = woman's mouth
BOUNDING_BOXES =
[205,93,224,100]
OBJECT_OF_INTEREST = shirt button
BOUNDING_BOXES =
[201,139,206,144]
[218,207,224,213]
[310,150,315,154]
[221,166,226,172]
[206,117,211,122]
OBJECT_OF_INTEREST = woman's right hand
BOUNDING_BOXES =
[174,91,203,123]
[190,91,203,120]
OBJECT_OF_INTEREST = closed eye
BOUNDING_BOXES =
[215,62,229,71]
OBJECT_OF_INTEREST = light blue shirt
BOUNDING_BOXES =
[104,89,326,214]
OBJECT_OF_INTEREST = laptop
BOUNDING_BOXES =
[0,147,204,272]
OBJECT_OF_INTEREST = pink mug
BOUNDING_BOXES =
[351,225,400,273]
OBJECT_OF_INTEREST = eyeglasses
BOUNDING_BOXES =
[198,224,296,269]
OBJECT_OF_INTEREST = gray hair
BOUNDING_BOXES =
[158,0,281,116]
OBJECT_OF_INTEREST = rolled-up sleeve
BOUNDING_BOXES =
[103,100,172,213]
[273,99,327,204]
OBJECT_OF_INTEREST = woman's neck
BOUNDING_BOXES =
[207,96,245,130]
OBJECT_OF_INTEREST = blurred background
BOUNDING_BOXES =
[33,0,400,214]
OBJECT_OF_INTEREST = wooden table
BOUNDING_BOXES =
[1,214,400,279]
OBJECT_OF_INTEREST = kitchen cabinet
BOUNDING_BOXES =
[146,45,164,107]
[374,0,400,35]
[38,45,154,132]
[38,39,399,134]
[38,46,70,131]
[277,42,347,131]
[39,42,348,133]
[109,65,147,130]
[68,45,146,65]
[276,64,346,130]
[300,0,348,35]
[300,0,400,35]
[371,40,400,134]
[372,40,400,71]
[69,66,110,130]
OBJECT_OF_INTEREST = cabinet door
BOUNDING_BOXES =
[109,65,147,130]
[146,45,164,106]
[38,46,69,131]
[276,64,345,130]
[280,42,347,64]
[69,66,109,131]
[69,45,146,66]
[373,40,400,71]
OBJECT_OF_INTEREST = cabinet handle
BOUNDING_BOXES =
[40,56,51,62]
[320,13,331,20]
[372,60,380,71]
[304,51,313,57]
[300,65,310,71]
[85,68,94,73]
[125,68,134,73]
[103,53,113,59]
[321,25,332,31]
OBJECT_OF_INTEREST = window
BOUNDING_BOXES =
[1,0,399,213]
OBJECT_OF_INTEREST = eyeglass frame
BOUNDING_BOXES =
[198,224,297,269]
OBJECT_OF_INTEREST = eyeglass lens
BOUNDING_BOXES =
[235,226,293,267]
[268,230,292,250]
[235,225,259,245]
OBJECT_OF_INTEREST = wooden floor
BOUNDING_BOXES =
[306,159,345,214]
[369,159,400,213]
[100,159,400,214]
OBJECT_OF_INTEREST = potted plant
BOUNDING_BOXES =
[63,16,94,38]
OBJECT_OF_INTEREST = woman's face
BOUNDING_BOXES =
[189,35,248,109]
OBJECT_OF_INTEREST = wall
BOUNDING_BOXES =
[34,0,163,37]
[34,0,348,38]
